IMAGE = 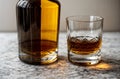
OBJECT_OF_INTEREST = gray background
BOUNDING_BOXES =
[0,0,120,32]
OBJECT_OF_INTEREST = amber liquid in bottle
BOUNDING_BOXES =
[16,0,60,64]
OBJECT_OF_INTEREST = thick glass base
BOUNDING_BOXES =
[19,51,57,65]
[68,50,101,65]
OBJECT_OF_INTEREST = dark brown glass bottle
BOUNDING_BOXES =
[16,0,60,65]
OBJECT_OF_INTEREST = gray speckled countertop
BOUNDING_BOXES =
[0,32,120,79]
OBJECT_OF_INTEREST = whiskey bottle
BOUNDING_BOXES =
[16,0,60,65]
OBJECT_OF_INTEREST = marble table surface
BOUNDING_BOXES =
[0,32,120,79]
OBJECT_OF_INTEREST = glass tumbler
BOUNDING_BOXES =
[66,15,103,65]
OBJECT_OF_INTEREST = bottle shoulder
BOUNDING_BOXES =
[16,0,40,8]
[16,0,29,8]
[16,0,60,8]
[49,0,60,5]
[41,0,59,8]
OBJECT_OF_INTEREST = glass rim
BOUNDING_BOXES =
[66,15,104,22]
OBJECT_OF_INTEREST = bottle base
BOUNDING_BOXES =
[19,51,58,65]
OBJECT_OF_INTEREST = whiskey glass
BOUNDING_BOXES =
[66,15,103,65]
